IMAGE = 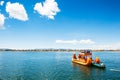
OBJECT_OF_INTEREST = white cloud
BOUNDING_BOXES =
[0,1,4,6]
[6,2,28,21]
[91,43,120,50]
[34,0,60,19]
[56,39,95,45]
[55,40,120,50]
[0,13,5,29]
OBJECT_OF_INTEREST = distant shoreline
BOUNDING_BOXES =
[0,49,120,52]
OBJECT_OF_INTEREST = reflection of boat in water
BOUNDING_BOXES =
[72,62,106,80]
[72,50,105,68]
[72,50,92,66]
[72,63,92,75]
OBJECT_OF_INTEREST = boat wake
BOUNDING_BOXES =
[110,69,120,72]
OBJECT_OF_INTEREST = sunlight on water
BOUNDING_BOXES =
[110,69,120,72]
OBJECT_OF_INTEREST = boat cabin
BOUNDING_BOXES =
[78,50,92,60]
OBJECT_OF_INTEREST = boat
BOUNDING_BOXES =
[92,62,105,68]
[92,57,105,68]
[72,50,92,66]
[72,50,106,68]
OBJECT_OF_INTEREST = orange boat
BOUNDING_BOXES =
[72,50,92,66]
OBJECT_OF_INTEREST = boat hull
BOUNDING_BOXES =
[72,58,92,66]
[92,62,105,68]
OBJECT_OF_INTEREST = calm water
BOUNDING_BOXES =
[0,51,120,80]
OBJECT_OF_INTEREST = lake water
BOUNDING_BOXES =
[0,51,120,80]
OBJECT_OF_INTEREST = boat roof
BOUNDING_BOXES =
[81,50,91,53]
[80,50,92,55]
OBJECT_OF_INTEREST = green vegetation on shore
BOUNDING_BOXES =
[0,48,120,52]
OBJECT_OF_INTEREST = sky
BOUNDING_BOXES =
[0,0,120,50]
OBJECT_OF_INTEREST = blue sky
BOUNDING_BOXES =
[0,0,120,49]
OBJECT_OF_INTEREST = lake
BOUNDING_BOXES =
[0,51,120,80]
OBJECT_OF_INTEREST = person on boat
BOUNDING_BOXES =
[78,54,81,59]
[78,53,87,62]
[94,57,100,64]
[73,53,77,60]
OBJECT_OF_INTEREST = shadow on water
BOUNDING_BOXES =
[71,63,106,80]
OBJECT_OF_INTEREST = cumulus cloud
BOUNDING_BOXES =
[0,1,4,6]
[0,13,5,29]
[6,2,28,21]
[56,39,95,45]
[34,0,60,19]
